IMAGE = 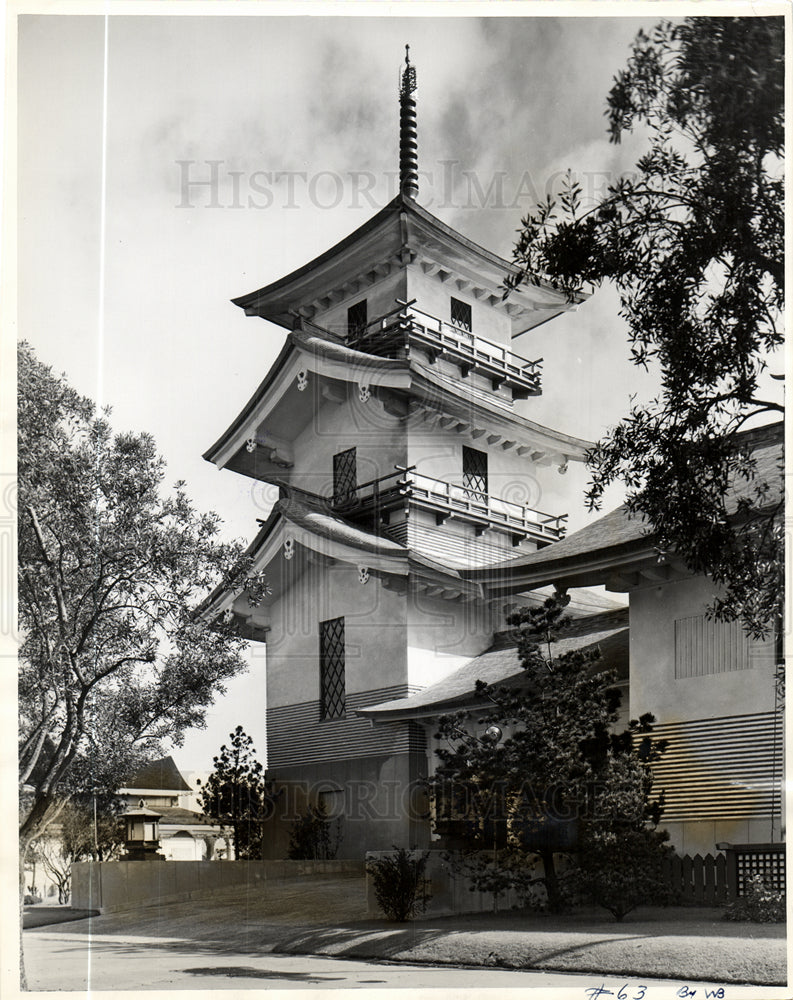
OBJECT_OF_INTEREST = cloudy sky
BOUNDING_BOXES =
[15,8,713,769]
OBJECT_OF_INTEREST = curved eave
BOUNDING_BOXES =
[198,495,489,624]
[231,196,404,317]
[277,497,407,559]
[293,327,406,374]
[406,197,587,312]
[463,507,654,593]
[203,335,295,465]
[467,540,657,595]
[203,329,410,468]
[411,365,594,461]
[198,497,411,623]
[204,324,592,475]
[403,200,589,335]
[231,194,585,334]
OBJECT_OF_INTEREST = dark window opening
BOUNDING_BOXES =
[450,297,472,333]
[462,446,488,500]
[333,447,357,506]
[347,300,368,339]
[320,617,346,720]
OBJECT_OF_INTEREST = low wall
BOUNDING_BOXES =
[365,850,544,918]
[72,859,365,914]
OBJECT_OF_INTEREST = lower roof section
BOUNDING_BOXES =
[355,606,629,722]
[463,421,783,596]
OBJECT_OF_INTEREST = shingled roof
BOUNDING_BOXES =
[466,421,783,590]
[124,756,191,793]
[357,607,629,721]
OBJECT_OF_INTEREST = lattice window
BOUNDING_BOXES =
[333,448,357,506]
[450,296,472,332]
[736,847,786,895]
[462,445,488,500]
[320,617,346,720]
[347,300,368,339]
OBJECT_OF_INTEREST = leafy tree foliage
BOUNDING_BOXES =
[432,595,669,916]
[507,18,784,636]
[198,726,279,860]
[18,343,264,857]
[57,793,127,863]
[29,838,73,905]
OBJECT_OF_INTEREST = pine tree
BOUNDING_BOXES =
[432,594,669,916]
[198,727,278,860]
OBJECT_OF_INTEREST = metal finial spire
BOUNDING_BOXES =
[399,44,418,198]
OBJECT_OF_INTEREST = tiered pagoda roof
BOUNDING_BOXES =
[232,193,587,338]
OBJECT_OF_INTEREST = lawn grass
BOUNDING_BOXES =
[29,879,786,987]
[276,906,787,986]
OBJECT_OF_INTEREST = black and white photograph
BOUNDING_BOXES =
[6,2,787,996]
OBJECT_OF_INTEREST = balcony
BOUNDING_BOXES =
[346,302,543,399]
[286,467,567,546]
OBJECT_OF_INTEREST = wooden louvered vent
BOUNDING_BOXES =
[675,614,774,678]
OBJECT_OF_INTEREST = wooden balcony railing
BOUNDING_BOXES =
[398,468,566,541]
[305,465,567,544]
[346,301,543,399]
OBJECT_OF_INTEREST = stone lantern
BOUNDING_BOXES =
[121,800,166,861]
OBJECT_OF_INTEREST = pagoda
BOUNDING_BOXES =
[202,49,592,857]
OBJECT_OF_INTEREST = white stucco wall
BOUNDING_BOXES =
[313,271,407,336]
[629,575,776,724]
[407,590,496,690]
[406,266,512,346]
[291,393,408,497]
[264,562,408,709]
[408,423,548,508]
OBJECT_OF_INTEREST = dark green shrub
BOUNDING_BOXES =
[287,802,341,860]
[564,826,672,922]
[368,847,432,922]
[723,874,786,923]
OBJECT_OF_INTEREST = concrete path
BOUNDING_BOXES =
[23,905,99,928]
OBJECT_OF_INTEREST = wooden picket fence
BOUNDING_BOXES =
[662,852,729,905]
[662,843,786,905]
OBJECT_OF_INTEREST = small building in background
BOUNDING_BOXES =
[120,756,230,861]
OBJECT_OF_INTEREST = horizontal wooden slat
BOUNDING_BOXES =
[267,686,426,767]
[385,519,536,570]
[650,712,783,821]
